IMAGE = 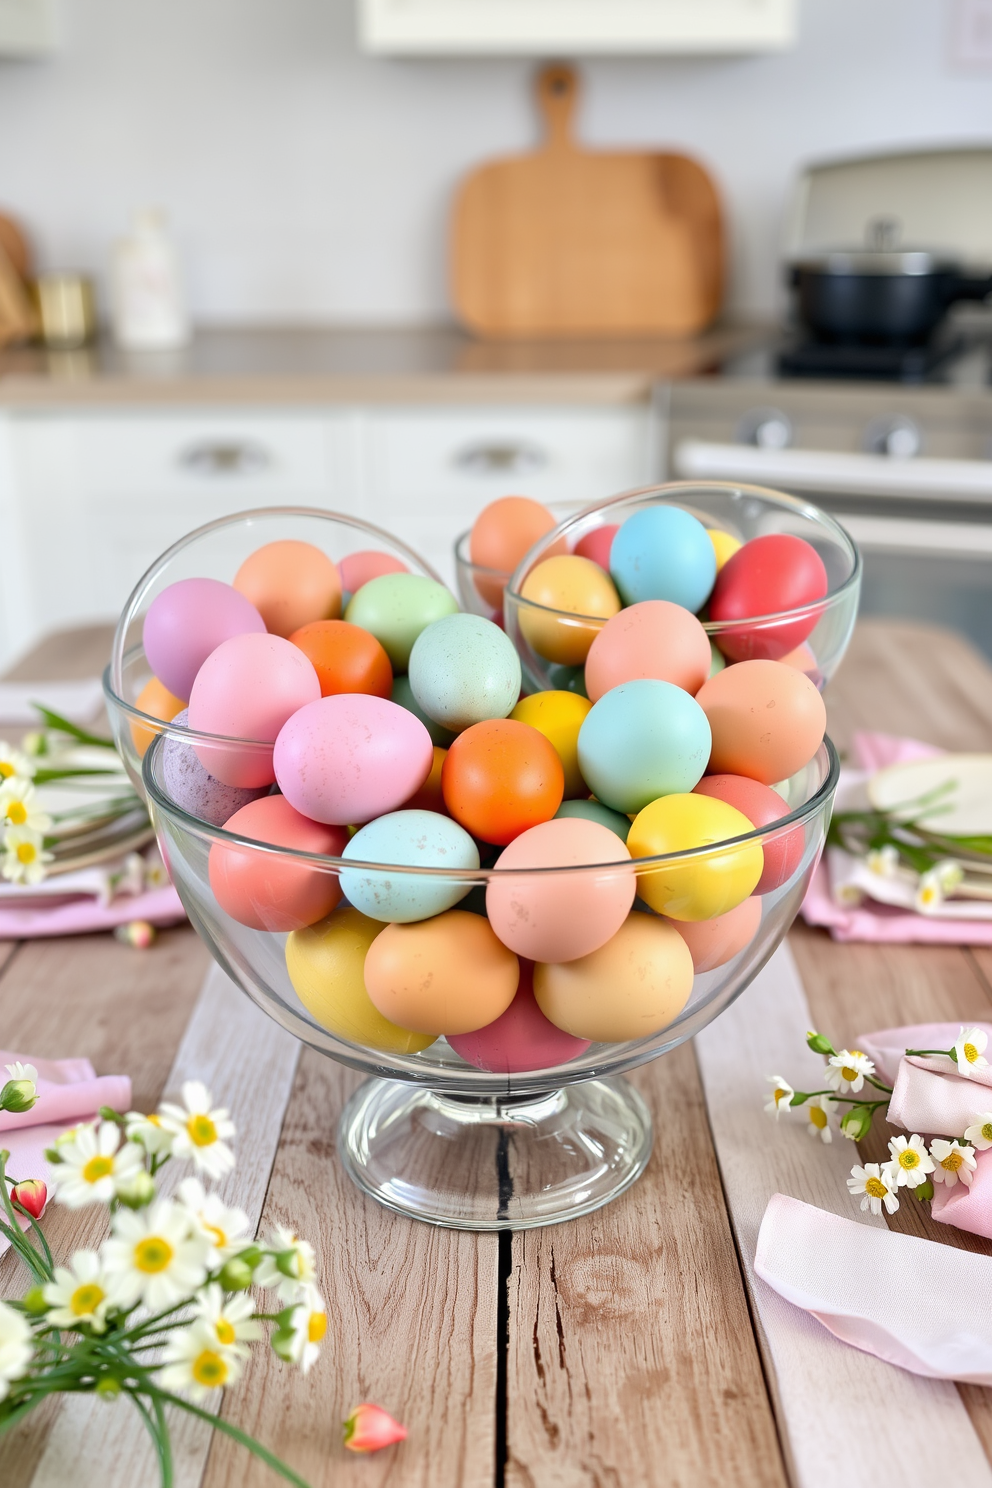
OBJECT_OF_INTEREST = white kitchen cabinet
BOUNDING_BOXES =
[0,0,57,54]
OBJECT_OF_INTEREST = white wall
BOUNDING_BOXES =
[0,0,990,326]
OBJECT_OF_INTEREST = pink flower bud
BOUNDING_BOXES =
[11,1178,47,1219]
[342,1403,407,1453]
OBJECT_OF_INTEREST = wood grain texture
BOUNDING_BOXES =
[202,1047,500,1488]
[452,65,724,340]
[505,1044,785,1488]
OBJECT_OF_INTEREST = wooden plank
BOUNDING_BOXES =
[696,943,992,1488]
[1,623,115,684]
[504,1043,785,1488]
[201,1047,500,1488]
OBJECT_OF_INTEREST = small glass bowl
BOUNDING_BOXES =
[454,500,586,621]
[503,481,861,695]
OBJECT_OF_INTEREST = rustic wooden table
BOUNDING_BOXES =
[4,617,992,1488]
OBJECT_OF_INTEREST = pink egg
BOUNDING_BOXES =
[584,600,712,702]
[338,550,408,596]
[143,579,266,703]
[573,524,619,571]
[486,817,635,963]
[693,773,803,893]
[448,961,590,1072]
[667,895,762,972]
[209,795,347,932]
[274,694,433,826]
[187,633,321,789]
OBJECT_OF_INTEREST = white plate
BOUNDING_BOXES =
[867,754,992,836]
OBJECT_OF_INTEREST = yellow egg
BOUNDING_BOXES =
[533,911,694,1042]
[131,676,185,758]
[286,905,436,1055]
[708,528,742,572]
[519,555,621,665]
[510,690,593,798]
[627,793,763,921]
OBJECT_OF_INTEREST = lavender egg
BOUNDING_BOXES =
[161,711,269,826]
[143,578,266,702]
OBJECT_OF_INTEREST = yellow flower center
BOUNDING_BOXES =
[865,1177,888,1199]
[6,801,27,825]
[942,1150,964,1172]
[841,1066,857,1082]
[71,1283,105,1316]
[964,1042,979,1065]
[82,1155,114,1185]
[898,1149,920,1170]
[134,1236,174,1273]
[204,1222,227,1249]
[187,1113,218,1147]
[191,1350,229,1389]
[146,1114,162,1127]
[308,1311,327,1344]
[983,1123,992,1142]
[809,1106,827,1130]
[0,760,14,778]
[920,885,938,905]
[16,841,37,865]
[773,1087,789,1106]
[215,1318,236,1346]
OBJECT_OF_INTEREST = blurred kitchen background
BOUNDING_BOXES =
[1,0,992,669]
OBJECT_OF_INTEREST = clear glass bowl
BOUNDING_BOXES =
[454,500,586,621]
[503,481,862,696]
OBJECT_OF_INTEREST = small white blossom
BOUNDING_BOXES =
[764,1076,794,1119]
[887,1134,935,1189]
[178,1177,252,1264]
[805,1094,833,1143]
[281,1286,327,1374]
[254,1226,317,1302]
[4,1061,38,1086]
[51,1121,144,1209]
[0,1299,33,1401]
[101,1200,210,1311]
[826,1049,876,1094]
[159,1321,245,1403]
[964,1113,992,1151]
[847,1162,900,1215]
[0,779,51,834]
[191,1282,262,1350]
[930,1138,978,1188]
[2,827,54,886]
[952,1028,989,1079]
[867,845,901,878]
[42,1250,113,1333]
[158,1081,235,1180]
[124,1111,174,1157]
[0,741,35,783]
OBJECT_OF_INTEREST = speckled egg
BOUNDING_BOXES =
[345,573,458,670]
[340,809,480,922]
[160,710,269,825]
[577,679,712,815]
[695,659,827,786]
[408,614,522,731]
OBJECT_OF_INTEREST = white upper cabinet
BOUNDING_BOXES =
[0,0,57,55]
[358,0,796,55]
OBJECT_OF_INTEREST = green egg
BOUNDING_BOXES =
[391,675,456,747]
[708,641,726,678]
[345,573,457,670]
[554,797,631,843]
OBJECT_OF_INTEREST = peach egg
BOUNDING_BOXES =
[694,659,827,786]
[667,895,762,972]
[583,600,712,702]
[131,676,185,758]
[519,555,621,666]
[447,961,590,1073]
[234,540,342,637]
[363,909,519,1036]
[469,496,564,609]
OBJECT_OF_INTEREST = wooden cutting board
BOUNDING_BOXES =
[451,65,725,340]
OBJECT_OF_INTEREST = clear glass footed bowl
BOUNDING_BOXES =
[502,481,862,696]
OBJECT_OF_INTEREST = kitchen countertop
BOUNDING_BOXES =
[4,616,992,1487]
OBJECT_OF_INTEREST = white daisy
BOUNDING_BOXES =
[826,1049,876,1094]
[887,1134,935,1189]
[51,1121,144,1209]
[191,1283,262,1350]
[124,1111,174,1158]
[158,1322,245,1403]
[177,1177,252,1264]
[964,1113,992,1151]
[158,1081,235,1180]
[101,1199,210,1311]
[847,1162,900,1216]
[804,1094,833,1143]
[764,1076,794,1119]
[0,1299,33,1402]
[42,1250,113,1333]
[4,1061,38,1086]
[281,1286,327,1374]
[952,1028,989,1079]
[867,845,900,878]
[0,741,35,783]
[254,1226,317,1302]
[0,780,51,834]
[930,1138,978,1188]
[2,827,54,886]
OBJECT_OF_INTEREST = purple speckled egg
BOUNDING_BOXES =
[161,711,269,826]
[448,962,590,1073]
[273,694,433,826]
[143,578,266,703]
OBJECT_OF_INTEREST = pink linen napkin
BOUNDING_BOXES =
[0,884,185,941]
[0,1051,131,1257]
[756,1193,992,1384]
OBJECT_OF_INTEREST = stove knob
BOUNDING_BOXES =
[737,408,793,450]
[864,416,921,459]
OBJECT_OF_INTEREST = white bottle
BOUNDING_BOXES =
[111,210,189,349]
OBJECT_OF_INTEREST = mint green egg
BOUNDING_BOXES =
[391,675,455,747]
[345,574,457,670]
[554,798,631,843]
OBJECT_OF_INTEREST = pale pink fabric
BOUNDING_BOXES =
[0,884,185,940]
[756,1193,992,1384]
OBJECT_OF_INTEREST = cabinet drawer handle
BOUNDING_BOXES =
[454,441,547,476]
[179,442,271,476]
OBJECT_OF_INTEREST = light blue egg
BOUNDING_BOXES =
[577,679,712,815]
[554,798,631,843]
[390,675,455,747]
[340,809,480,922]
[408,613,521,732]
[610,506,716,613]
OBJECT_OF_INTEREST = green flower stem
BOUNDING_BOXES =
[0,1215,50,1285]
[11,1196,54,1273]
[128,1390,172,1488]
[905,1047,955,1059]
[146,1386,313,1488]
[30,707,117,749]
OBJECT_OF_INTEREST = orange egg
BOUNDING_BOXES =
[695,659,827,786]
[131,676,185,758]
[404,745,448,813]
[469,497,565,609]
[667,895,762,972]
[519,555,622,665]
[208,795,347,932]
[233,540,342,638]
[288,619,392,699]
[363,909,520,1035]
[441,719,564,845]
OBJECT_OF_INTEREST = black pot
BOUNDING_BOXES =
[789,251,992,346]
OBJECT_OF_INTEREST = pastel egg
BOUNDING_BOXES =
[161,710,268,825]
[695,660,827,786]
[708,642,726,678]
[345,573,458,670]
[208,795,347,932]
[708,528,742,572]
[486,817,634,962]
[627,793,763,921]
[577,679,711,815]
[274,694,433,826]
[390,675,456,747]
[694,774,803,893]
[534,912,694,1043]
[338,550,408,598]
[610,506,716,613]
[584,600,711,702]
[233,540,342,638]
[288,620,392,699]
[441,719,564,845]
[668,895,762,972]
[143,578,266,703]
[509,690,592,799]
[408,614,521,731]
[188,633,321,789]
[519,555,621,666]
[573,523,619,571]
[448,961,590,1073]
[554,797,630,842]
[469,497,564,609]
[286,905,435,1055]
[364,909,519,1035]
[340,809,479,922]
[131,676,185,758]
[710,534,828,662]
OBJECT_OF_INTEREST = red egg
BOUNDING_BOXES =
[693,773,803,892]
[710,535,828,662]
[574,524,619,571]
[209,795,347,932]
[667,895,762,972]
[447,962,591,1073]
